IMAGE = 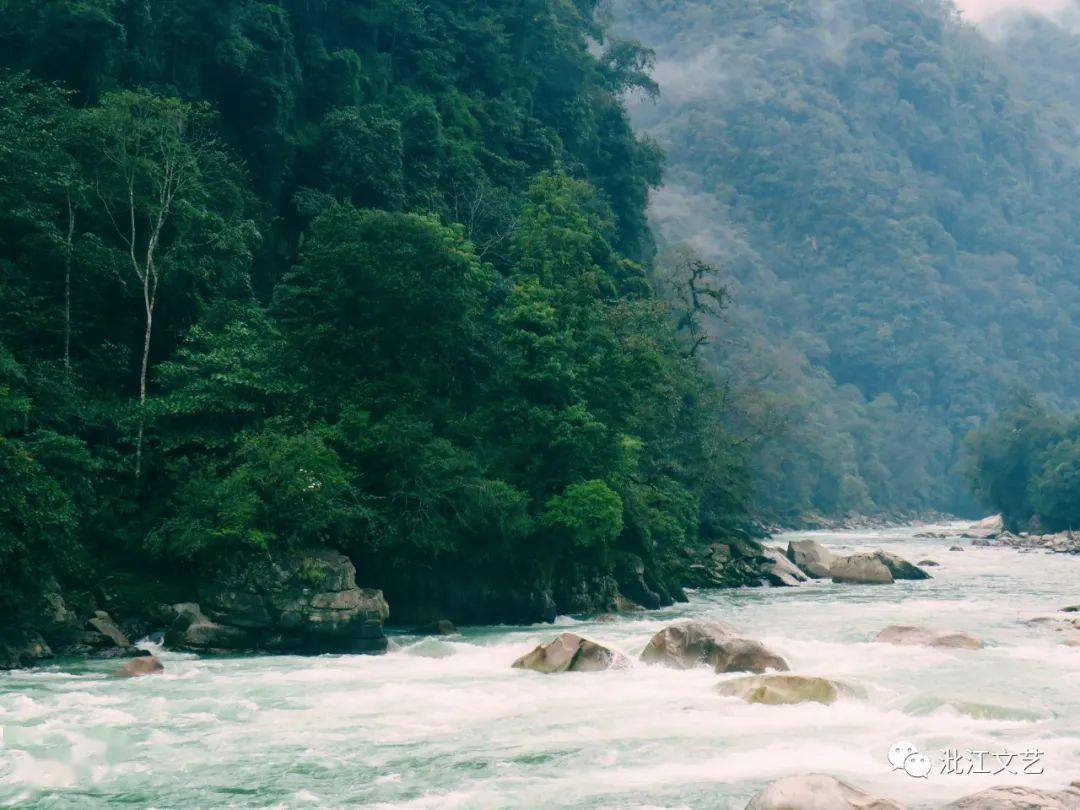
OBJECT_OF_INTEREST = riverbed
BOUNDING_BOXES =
[2,524,1078,808]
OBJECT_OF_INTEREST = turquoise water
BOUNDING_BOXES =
[2,524,1079,808]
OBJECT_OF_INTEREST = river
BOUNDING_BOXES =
[2,523,1078,808]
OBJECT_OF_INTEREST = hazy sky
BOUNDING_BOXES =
[955,0,1072,20]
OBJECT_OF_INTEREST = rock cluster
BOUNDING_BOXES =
[166,547,389,654]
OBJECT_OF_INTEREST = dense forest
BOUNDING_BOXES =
[3,0,1079,658]
[0,0,769,640]
[965,397,1080,533]
[612,0,1080,521]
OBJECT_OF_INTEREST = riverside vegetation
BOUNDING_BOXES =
[2,0,1080,667]
[0,0,780,665]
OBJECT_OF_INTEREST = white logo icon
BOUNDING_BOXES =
[888,741,931,778]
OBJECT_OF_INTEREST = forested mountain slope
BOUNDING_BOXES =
[0,0,764,648]
[614,0,1080,519]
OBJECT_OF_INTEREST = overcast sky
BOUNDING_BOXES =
[954,0,1072,20]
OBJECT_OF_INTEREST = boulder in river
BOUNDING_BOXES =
[873,551,931,580]
[112,655,164,678]
[873,625,982,650]
[917,559,939,566]
[716,674,855,706]
[746,773,905,809]
[944,784,1080,809]
[761,548,809,587]
[949,545,964,551]
[830,554,894,584]
[512,633,627,673]
[640,621,789,674]
[786,540,836,578]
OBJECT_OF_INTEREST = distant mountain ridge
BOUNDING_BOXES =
[614,0,1080,518]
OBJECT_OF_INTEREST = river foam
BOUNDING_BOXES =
[2,524,1079,808]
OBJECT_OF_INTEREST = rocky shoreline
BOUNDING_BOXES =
[916,514,1080,555]
[1,513,962,672]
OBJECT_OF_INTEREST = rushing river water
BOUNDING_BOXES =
[2,524,1079,808]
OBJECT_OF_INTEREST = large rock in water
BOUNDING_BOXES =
[746,774,905,809]
[945,784,1080,809]
[640,621,789,673]
[716,674,855,706]
[873,625,982,650]
[167,548,389,654]
[873,551,931,580]
[112,655,164,678]
[512,633,627,673]
[786,540,836,578]
[830,553,894,584]
[761,548,809,587]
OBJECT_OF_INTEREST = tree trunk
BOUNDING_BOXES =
[135,282,153,479]
[64,193,75,371]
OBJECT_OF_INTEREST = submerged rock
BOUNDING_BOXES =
[412,619,457,636]
[716,674,855,706]
[112,654,164,678]
[746,773,905,809]
[830,554,894,584]
[944,784,1080,809]
[873,625,982,650]
[640,621,789,674]
[786,540,836,578]
[512,633,627,673]
[761,548,809,587]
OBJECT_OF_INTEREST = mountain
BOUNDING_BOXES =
[613,0,1080,519]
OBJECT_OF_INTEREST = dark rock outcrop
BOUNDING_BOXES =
[761,548,809,586]
[612,552,663,609]
[165,547,389,654]
[0,629,54,669]
[640,621,789,673]
[873,551,931,580]
[512,633,628,673]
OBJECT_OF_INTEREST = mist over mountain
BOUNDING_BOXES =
[613,0,1080,520]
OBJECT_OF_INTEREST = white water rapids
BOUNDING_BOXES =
[1,524,1078,808]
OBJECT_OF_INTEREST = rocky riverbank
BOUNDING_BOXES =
[916,514,1080,555]
[1,527,939,670]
